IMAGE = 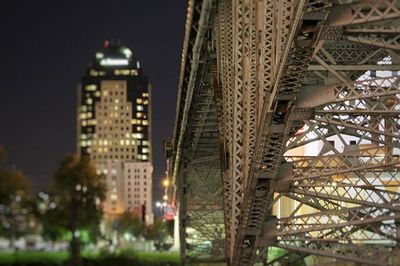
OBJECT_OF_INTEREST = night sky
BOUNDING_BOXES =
[0,1,186,201]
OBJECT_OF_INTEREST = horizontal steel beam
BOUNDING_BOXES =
[308,64,400,71]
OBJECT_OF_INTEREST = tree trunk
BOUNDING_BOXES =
[68,235,82,266]
[68,197,82,266]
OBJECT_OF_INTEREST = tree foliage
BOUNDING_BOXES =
[117,212,144,237]
[0,148,31,206]
[45,154,106,266]
[47,155,106,230]
[0,146,32,238]
[144,218,169,241]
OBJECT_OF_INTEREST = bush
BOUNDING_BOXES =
[0,251,179,266]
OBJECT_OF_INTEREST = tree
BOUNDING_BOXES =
[145,219,168,243]
[0,147,31,206]
[117,212,144,239]
[0,147,32,242]
[47,155,106,266]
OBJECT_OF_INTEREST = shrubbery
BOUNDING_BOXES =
[0,251,179,266]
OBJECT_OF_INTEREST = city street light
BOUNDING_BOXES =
[155,201,165,217]
[163,179,170,187]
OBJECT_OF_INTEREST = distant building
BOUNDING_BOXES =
[76,40,153,224]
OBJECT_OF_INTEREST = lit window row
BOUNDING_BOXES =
[134,133,144,139]
[85,85,97,91]
[95,154,135,160]
[137,154,148,160]
[95,139,136,146]
[90,69,105,76]
[114,69,138,76]
[80,140,92,147]
[81,119,97,126]
[94,146,135,152]
[102,90,125,97]
[80,112,93,119]
[130,119,149,126]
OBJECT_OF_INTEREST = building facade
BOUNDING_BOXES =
[77,40,153,224]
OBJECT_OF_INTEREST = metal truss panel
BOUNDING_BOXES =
[172,0,400,265]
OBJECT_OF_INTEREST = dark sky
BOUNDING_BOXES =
[0,1,186,201]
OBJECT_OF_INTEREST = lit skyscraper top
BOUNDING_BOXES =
[78,40,151,163]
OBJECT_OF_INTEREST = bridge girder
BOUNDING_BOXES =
[170,0,400,265]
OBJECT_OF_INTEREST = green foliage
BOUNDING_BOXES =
[144,218,169,241]
[0,251,67,266]
[117,212,144,237]
[45,155,106,237]
[44,155,106,266]
[0,251,180,266]
[0,146,33,238]
[0,148,31,206]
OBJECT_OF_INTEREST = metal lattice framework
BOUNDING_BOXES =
[169,0,400,265]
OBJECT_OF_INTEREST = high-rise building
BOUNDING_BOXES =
[77,40,153,224]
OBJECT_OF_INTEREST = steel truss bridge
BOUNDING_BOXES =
[167,0,400,265]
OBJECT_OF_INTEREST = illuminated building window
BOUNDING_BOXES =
[86,98,93,105]
[136,105,143,111]
[114,69,131,76]
[85,85,97,91]
[100,58,129,66]
[89,69,98,76]
[136,98,143,104]
[136,112,143,118]
[142,120,148,125]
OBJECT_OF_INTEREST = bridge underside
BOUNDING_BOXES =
[170,0,400,265]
